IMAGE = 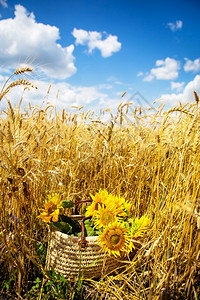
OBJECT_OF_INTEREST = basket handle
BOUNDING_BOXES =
[75,199,92,249]
[74,198,92,215]
[78,216,92,248]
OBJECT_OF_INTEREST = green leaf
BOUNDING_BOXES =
[86,230,95,236]
[61,200,74,209]
[59,215,81,234]
[85,223,99,236]
[51,221,72,234]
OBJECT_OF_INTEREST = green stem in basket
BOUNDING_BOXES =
[51,215,81,235]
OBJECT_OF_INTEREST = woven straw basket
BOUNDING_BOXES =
[46,229,123,280]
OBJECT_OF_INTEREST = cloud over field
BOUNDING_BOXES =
[0,77,109,111]
[170,81,185,92]
[184,58,200,72]
[0,5,76,79]
[72,28,121,57]
[144,57,180,81]
[160,75,200,104]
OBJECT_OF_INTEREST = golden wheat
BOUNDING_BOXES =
[0,73,200,298]
[14,67,34,76]
[0,68,37,102]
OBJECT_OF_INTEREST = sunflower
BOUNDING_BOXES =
[109,194,131,217]
[85,189,109,217]
[38,193,63,223]
[93,204,119,228]
[128,215,150,250]
[130,215,150,238]
[99,222,132,257]
[120,196,132,215]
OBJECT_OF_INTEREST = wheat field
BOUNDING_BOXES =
[0,69,199,299]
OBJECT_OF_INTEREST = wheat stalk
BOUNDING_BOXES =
[0,79,37,102]
[194,91,199,105]
[14,67,33,76]
[0,67,36,102]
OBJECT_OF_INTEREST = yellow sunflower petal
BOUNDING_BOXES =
[131,216,150,238]
[38,193,62,223]
[98,222,132,257]
[38,212,52,223]
[51,209,60,222]
[94,208,118,228]
[85,189,109,217]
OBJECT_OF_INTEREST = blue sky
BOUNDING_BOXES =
[0,0,200,114]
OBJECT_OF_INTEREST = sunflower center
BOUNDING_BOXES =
[47,203,57,214]
[110,234,120,246]
[101,211,113,225]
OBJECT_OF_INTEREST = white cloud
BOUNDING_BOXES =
[0,77,109,111]
[143,73,154,82]
[167,20,183,32]
[144,57,180,81]
[160,75,200,105]
[56,84,107,107]
[72,28,121,57]
[137,72,143,77]
[0,0,8,8]
[152,58,180,80]
[0,74,127,119]
[0,5,76,79]
[184,58,200,72]
[171,81,185,92]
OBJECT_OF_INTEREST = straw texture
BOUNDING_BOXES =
[46,230,123,280]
